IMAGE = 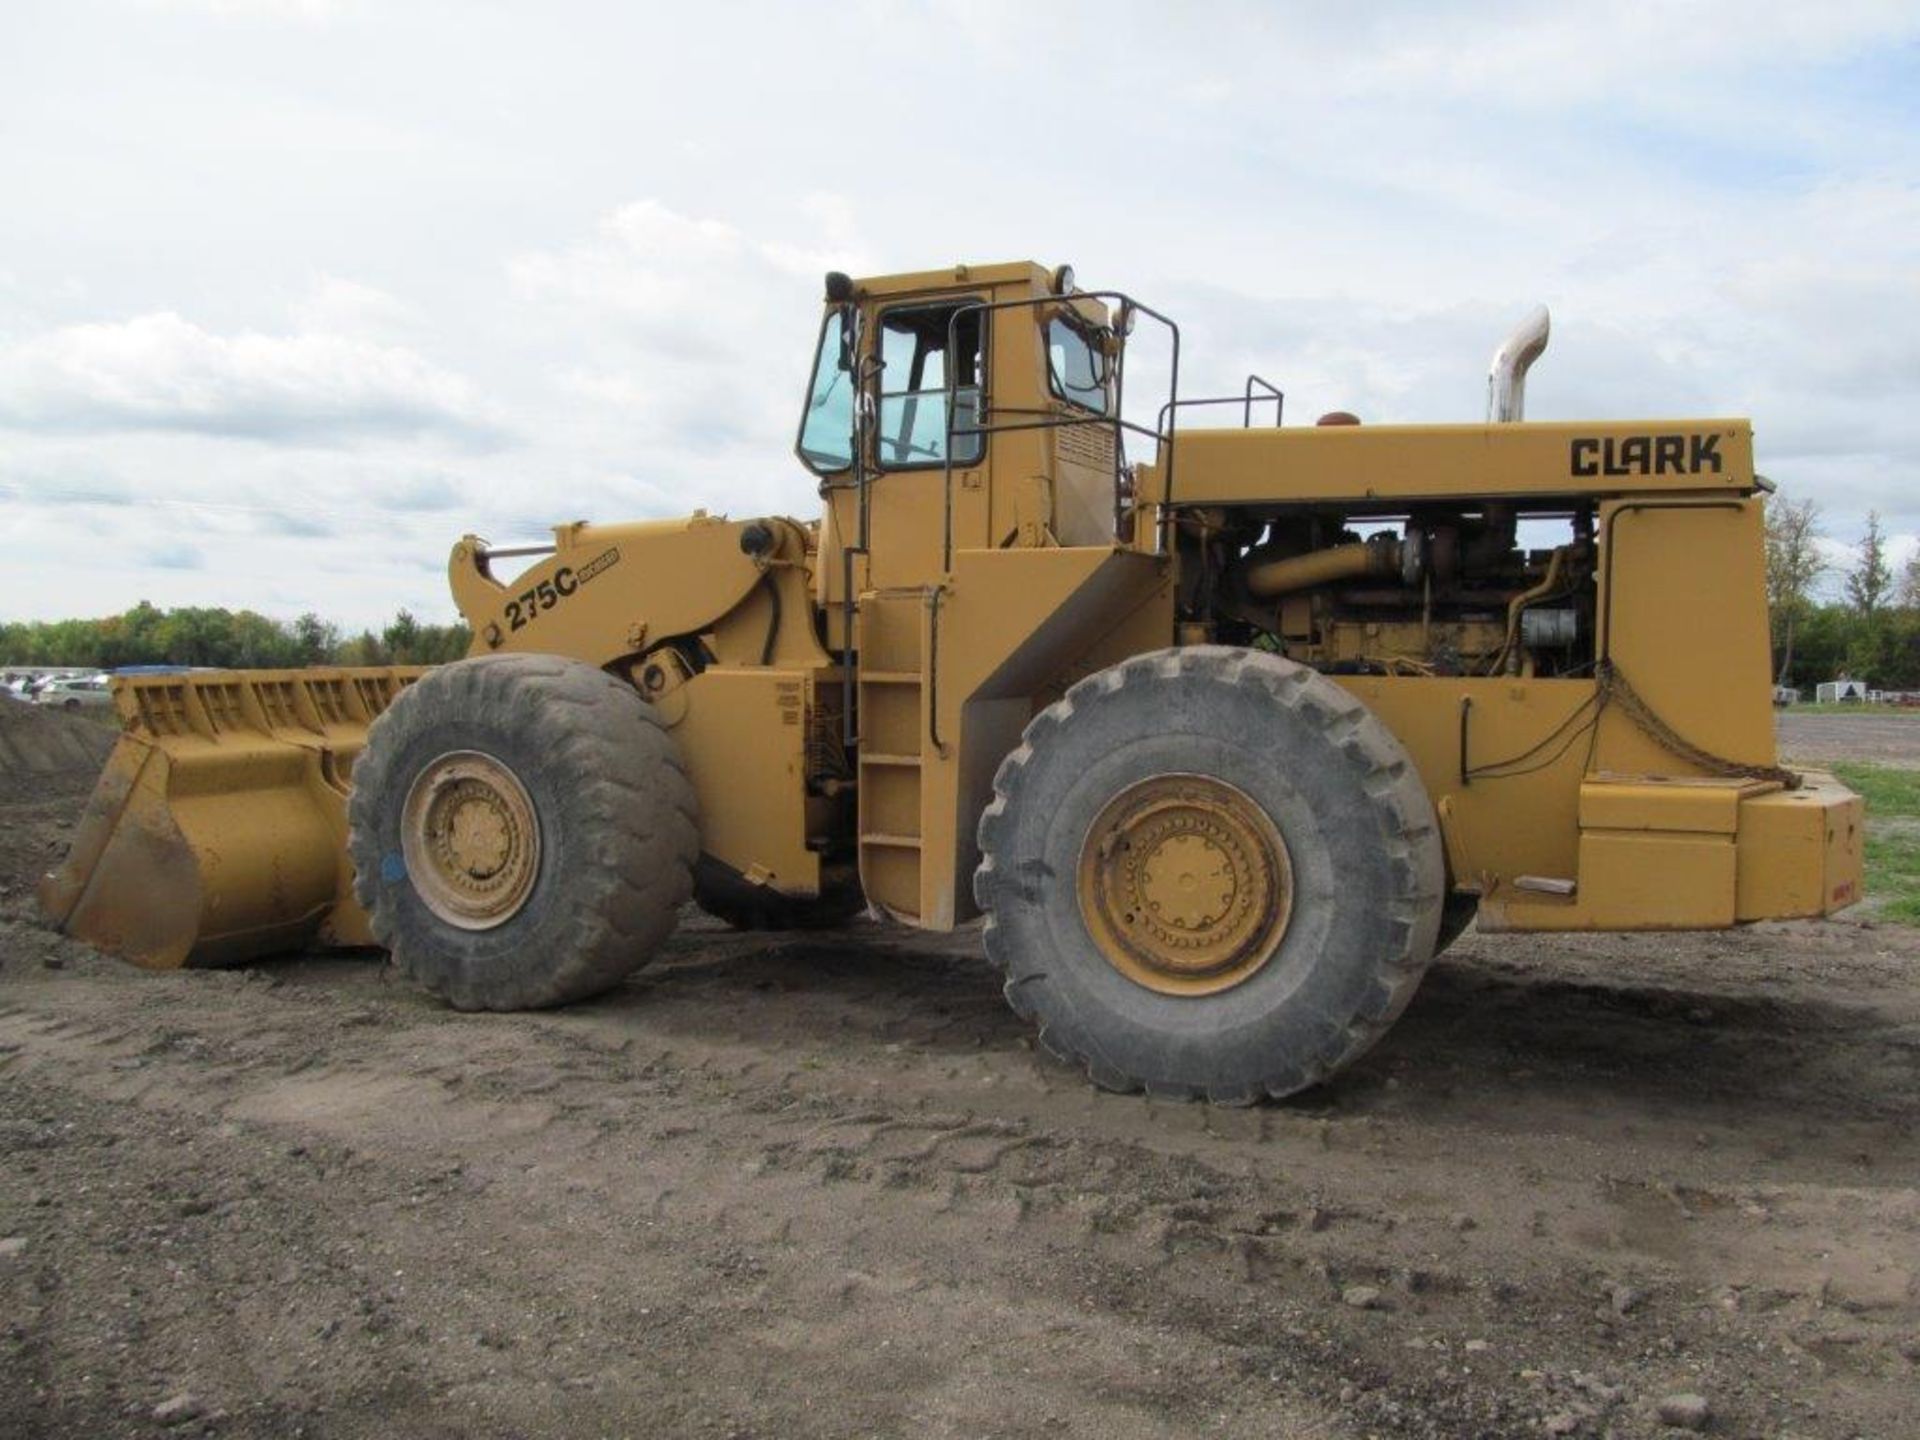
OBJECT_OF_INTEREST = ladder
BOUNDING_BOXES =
[855,587,945,922]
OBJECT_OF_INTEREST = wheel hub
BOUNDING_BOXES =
[1077,773,1292,996]
[401,751,541,930]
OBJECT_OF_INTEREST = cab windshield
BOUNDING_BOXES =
[796,308,855,474]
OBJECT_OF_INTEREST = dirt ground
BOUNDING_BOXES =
[2,705,1915,1439]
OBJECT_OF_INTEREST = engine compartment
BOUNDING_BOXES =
[1182,500,1598,679]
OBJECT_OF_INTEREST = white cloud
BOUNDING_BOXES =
[0,311,495,445]
[288,276,421,340]
[508,196,870,354]
[149,541,206,570]
[509,201,750,361]
[503,196,869,516]
[1335,1,1916,106]
[136,0,346,20]
[1,1,1916,630]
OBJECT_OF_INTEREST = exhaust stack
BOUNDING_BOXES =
[1486,304,1550,422]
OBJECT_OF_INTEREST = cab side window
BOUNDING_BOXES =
[876,304,985,469]
[1047,316,1111,415]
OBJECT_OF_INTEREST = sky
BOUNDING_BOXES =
[2,0,1916,629]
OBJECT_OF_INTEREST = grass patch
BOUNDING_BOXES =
[1831,762,1920,924]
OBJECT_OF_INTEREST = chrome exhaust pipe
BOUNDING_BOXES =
[1486,304,1550,422]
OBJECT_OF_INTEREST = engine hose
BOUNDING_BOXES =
[1486,546,1570,676]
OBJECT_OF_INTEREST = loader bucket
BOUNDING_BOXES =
[37,667,426,969]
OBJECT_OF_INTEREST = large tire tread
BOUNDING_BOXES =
[975,646,1443,1103]
[348,654,698,1011]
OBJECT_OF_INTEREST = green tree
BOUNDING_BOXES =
[372,609,470,665]
[0,604,466,671]
[415,621,472,664]
[1860,612,1920,690]
[229,610,302,667]
[337,629,389,667]
[293,612,341,665]
[1763,494,1826,684]
[1791,604,1853,685]
[1845,511,1891,619]
[382,609,422,663]
[123,600,166,659]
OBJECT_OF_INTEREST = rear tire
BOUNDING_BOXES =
[975,646,1444,1103]
[347,654,698,1010]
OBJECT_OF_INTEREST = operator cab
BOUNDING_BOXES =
[793,263,1174,598]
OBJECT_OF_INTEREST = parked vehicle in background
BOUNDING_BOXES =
[32,676,113,710]
[1817,678,1869,703]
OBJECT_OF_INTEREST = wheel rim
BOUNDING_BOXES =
[1077,772,1293,996]
[400,750,541,930]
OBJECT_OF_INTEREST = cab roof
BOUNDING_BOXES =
[848,261,1051,299]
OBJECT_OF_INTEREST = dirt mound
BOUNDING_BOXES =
[0,704,113,903]
[0,699,116,797]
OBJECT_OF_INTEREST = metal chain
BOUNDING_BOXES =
[1597,661,1801,790]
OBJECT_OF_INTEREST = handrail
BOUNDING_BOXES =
[840,320,879,750]
[1244,374,1284,427]
[937,290,1181,572]
[1155,374,1284,436]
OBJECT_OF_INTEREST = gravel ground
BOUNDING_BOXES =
[1777,710,1920,768]
[1,705,1915,1440]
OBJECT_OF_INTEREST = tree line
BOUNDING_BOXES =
[0,601,471,671]
[4,499,1914,688]
[1766,498,1920,691]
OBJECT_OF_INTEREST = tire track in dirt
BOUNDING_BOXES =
[4,696,1919,1440]
[4,900,1917,1439]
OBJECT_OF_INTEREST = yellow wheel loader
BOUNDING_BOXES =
[41,261,1864,1102]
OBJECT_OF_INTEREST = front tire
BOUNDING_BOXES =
[348,655,698,1010]
[975,647,1444,1103]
